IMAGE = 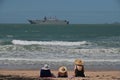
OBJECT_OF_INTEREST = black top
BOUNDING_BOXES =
[75,69,85,77]
[74,65,85,77]
[40,69,52,77]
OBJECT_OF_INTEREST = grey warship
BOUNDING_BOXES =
[28,16,69,24]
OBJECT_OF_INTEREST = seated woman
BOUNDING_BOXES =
[58,66,68,78]
[74,59,85,77]
[40,64,54,77]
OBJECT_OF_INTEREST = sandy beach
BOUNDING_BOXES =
[0,69,120,80]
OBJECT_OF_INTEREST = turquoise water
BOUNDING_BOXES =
[0,24,120,70]
[0,24,120,41]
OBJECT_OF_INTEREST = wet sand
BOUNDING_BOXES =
[0,69,120,80]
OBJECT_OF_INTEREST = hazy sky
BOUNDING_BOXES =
[0,0,120,24]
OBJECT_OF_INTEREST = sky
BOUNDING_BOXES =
[0,0,120,24]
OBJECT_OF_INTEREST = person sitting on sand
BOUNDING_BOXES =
[40,64,54,77]
[58,66,68,77]
[74,59,85,77]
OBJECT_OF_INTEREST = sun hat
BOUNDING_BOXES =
[74,59,83,65]
[42,64,50,70]
[58,66,67,73]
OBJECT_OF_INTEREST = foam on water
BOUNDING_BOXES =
[0,24,120,70]
[0,44,120,62]
[0,58,120,63]
[12,40,88,46]
[0,39,120,70]
[0,57,120,70]
[1,40,120,60]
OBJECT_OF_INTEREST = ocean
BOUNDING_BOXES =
[0,24,120,70]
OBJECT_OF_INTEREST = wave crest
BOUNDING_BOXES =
[12,40,88,46]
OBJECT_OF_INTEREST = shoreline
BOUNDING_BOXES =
[0,69,120,80]
[0,63,120,71]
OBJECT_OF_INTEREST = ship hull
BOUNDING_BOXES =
[28,19,69,24]
[29,20,69,24]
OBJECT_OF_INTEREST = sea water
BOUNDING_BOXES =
[0,24,120,70]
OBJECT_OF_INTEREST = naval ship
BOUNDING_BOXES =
[28,16,69,24]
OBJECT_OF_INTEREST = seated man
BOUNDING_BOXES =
[40,64,54,77]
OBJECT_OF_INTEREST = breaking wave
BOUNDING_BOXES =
[12,40,89,46]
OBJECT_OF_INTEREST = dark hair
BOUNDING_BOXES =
[74,65,85,77]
